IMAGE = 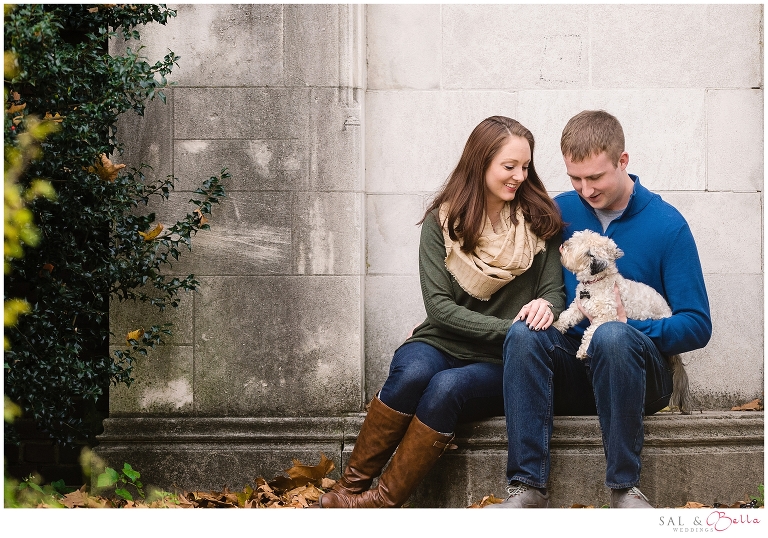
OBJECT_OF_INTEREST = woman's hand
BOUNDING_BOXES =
[515,298,554,331]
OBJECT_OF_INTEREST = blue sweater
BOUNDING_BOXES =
[554,175,712,356]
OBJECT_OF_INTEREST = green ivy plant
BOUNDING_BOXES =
[97,463,144,502]
[4,4,226,445]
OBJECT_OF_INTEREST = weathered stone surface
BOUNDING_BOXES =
[661,192,762,275]
[143,191,291,277]
[109,345,194,415]
[442,4,590,90]
[309,88,363,192]
[366,4,441,90]
[174,139,307,192]
[365,275,426,400]
[366,91,518,194]
[173,87,311,140]
[687,273,764,408]
[194,276,362,416]
[293,191,362,275]
[707,89,764,193]
[115,89,173,179]
[109,288,194,346]
[284,4,339,87]
[112,4,284,87]
[365,194,425,276]
[590,4,762,88]
[517,90,707,193]
[96,416,346,491]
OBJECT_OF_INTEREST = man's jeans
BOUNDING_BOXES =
[503,321,673,489]
[378,342,504,434]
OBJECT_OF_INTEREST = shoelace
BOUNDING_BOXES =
[626,487,649,501]
[506,482,530,497]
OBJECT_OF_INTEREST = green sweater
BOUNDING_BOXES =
[403,210,565,364]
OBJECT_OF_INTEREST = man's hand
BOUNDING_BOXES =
[576,282,627,324]
[515,298,554,331]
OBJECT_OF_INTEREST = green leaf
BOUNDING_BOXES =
[97,467,119,487]
[115,488,133,501]
[122,462,140,481]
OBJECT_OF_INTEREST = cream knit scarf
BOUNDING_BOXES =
[439,202,545,301]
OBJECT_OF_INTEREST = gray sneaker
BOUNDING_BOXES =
[611,487,653,508]
[485,482,550,508]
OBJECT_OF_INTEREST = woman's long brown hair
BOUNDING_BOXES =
[420,116,563,253]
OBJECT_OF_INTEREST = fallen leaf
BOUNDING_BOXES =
[61,486,89,508]
[731,398,763,411]
[126,328,144,344]
[682,501,708,508]
[320,477,336,489]
[7,102,26,114]
[138,223,164,241]
[88,153,125,182]
[43,112,65,123]
[194,208,208,226]
[285,453,335,485]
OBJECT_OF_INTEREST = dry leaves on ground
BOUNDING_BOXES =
[731,398,763,411]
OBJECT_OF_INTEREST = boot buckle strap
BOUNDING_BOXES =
[432,438,458,454]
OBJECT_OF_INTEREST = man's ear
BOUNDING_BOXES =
[617,151,629,171]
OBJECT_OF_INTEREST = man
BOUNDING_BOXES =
[488,110,712,508]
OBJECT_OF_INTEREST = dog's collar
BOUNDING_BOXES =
[583,275,607,285]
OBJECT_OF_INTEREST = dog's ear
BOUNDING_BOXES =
[587,250,609,275]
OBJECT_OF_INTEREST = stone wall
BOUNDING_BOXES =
[104,4,763,496]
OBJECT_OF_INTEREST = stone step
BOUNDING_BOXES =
[95,411,763,508]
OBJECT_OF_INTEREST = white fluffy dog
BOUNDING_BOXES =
[553,230,691,414]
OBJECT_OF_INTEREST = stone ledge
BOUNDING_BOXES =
[95,411,763,507]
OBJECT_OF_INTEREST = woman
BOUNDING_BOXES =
[317,116,565,508]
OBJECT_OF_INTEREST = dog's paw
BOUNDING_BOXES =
[552,321,567,334]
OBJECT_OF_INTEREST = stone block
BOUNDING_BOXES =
[366,4,441,90]
[661,192,762,275]
[590,4,762,88]
[112,4,284,87]
[686,273,763,409]
[284,4,339,87]
[174,139,308,192]
[109,345,194,415]
[194,276,362,416]
[115,90,173,179]
[293,191,362,275]
[366,91,518,194]
[365,275,426,399]
[150,191,292,277]
[707,89,764,193]
[517,90,706,193]
[173,87,311,140]
[95,417,346,492]
[309,88,363,192]
[109,288,194,346]
[442,4,590,89]
[365,194,425,276]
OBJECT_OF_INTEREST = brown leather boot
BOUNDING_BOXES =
[318,416,457,508]
[330,394,412,496]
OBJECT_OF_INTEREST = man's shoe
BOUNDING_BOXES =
[484,482,549,508]
[611,487,653,508]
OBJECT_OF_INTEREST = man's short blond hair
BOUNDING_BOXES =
[561,110,625,164]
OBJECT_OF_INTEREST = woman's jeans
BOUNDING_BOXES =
[503,321,673,490]
[378,342,504,434]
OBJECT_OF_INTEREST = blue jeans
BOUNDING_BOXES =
[502,321,673,489]
[378,342,504,434]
